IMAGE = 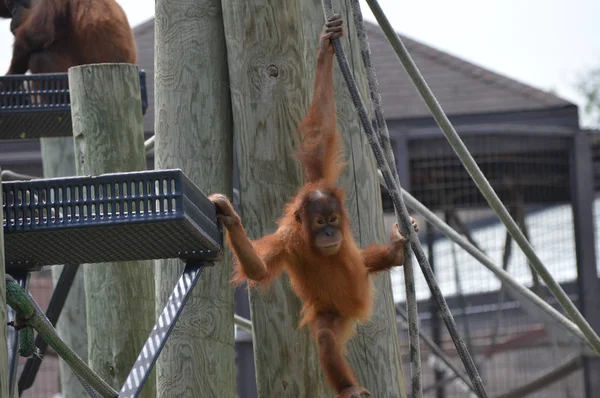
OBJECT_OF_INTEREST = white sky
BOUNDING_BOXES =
[0,0,599,126]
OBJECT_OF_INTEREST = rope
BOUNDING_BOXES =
[364,0,600,355]
[5,276,118,398]
[346,0,422,395]
[0,170,39,181]
[320,1,487,397]
[449,237,476,360]
[16,325,36,358]
[234,314,252,331]
[395,306,476,395]
[144,135,155,152]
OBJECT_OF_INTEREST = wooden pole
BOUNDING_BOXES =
[154,0,235,396]
[0,167,9,398]
[223,0,407,396]
[40,137,88,398]
[310,2,406,395]
[221,1,328,396]
[305,1,408,395]
[69,63,156,397]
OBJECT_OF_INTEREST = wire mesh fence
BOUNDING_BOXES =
[388,132,587,397]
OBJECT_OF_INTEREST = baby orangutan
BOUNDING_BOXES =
[209,15,418,398]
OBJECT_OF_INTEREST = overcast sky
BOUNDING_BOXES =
[0,0,598,126]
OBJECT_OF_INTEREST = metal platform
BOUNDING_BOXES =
[0,71,149,140]
[2,169,223,271]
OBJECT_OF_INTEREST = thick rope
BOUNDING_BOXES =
[364,0,600,354]
[17,326,36,358]
[5,276,118,398]
[0,170,39,181]
[395,306,476,394]
[144,135,155,152]
[234,314,252,331]
[489,227,513,349]
[348,0,396,181]
[321,1,487,397]
[449,239,476,360]
[346,0,422,395]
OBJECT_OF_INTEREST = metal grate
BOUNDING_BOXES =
[407,134,572,211]
[0,71,149,140]
[2,169,223,270]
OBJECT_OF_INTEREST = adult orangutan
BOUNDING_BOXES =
[0,0,136,75]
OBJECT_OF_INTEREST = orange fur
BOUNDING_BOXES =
[1,0,137,76]
[210,16,414,397]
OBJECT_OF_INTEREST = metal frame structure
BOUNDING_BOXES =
[118,261,211,398]
[570,130,600,398]
[0,71,148,140]
[2,169,223,397]
[385,122,600,397]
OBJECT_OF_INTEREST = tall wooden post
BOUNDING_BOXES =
[40,137,88,398]
[221,1,328,396]
[306,1,407,395]
[69,63,156,397]
[223,0,336,397]
[311,2,407,395]
[0,167,9,398]
[154,0,235,396]
[223,0,407,396]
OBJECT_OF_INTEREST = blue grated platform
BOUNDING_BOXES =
[0,71,148,140]
[2,169,223,271]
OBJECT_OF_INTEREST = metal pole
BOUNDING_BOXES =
[570,130,600,398]
[234,285,257,398]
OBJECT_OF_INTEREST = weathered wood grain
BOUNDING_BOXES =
[154,0,236,396]
[223,0,407,396]
[221,0,329,396]
[311,2,408,396]
[0,167,9,398]
[40,136,89,398]
[69,63,156,397]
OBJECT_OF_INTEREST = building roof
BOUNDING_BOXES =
[133,18,574,133]
[363,23,574,120]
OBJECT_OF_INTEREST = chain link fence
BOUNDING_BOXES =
[388,132,587,397]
